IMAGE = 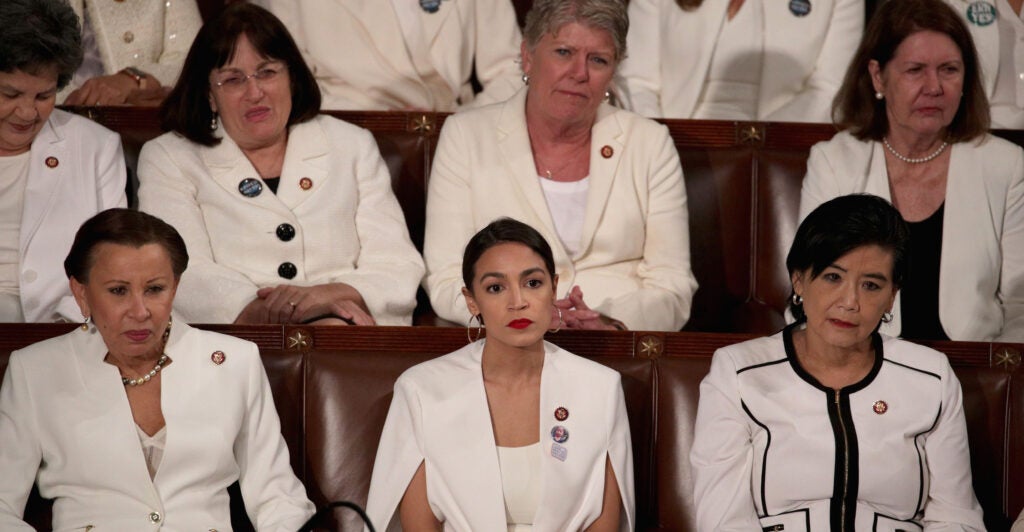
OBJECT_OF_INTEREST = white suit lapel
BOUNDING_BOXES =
[430,344,507,530]
[74,328,163,498]
[937,141,997,339]
[578,105,624,258]
[276,121,329,210]
[420,0,462,95]
[337,0,421,87]
[21,119,68,252]
[199,132,292,217]
[496,92,561,240]
[679,0,730,116]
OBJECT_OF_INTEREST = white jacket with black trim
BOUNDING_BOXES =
[690,324,985,531]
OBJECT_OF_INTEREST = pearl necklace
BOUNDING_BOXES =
[883,138,949,164]
[122,354,169,386]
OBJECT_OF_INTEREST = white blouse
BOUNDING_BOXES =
[135,424,166,480]
[538,176,590,259]
[0,151,30,322]
[498,442,542,531]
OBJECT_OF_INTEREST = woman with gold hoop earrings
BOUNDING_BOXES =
[0,209,313,529]
[367,218,634,530]
[801,0,1024,342]
[692,195,983,530]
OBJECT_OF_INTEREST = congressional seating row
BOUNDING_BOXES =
[0,324,1021,530]
[66,105,1024,335]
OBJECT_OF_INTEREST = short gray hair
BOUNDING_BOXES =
[0,0,83,90]
[523,0,628,62]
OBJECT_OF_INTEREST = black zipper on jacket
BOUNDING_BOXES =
[826,388,860,531]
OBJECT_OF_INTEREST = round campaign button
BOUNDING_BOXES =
[550,425,569,444]
[238,178,263,198]
[789,0,811,16]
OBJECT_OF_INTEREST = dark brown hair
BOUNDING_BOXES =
[462,218,556,293]
[64,209,189,283]
[0,0,82,90]
[832,0,989,142]
[159,2,321,146]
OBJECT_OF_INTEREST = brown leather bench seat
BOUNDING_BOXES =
[0,324,1021,531]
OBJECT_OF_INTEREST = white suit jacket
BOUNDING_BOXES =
[943,0,1023,128]
[0,319,314,531]
[137,115,424,325]
[365,340,635,531]
[424,88,698,331]
[801,131,1024,342]
[255,0,522,111]
[691,326,984,531]
[59,0,202,102]
[17,109,126,323]
[617,0,863,121]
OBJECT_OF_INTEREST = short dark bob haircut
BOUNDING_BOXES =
[160,2,321,146]
[462,218,557,292]
[786,194,910,322]
[0,0,83,90]
[64,209,189,283]
[832,0,988,142]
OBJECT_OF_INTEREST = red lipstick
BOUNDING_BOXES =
[508,319,533,330]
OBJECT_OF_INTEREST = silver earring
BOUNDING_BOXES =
[466,314,483,343]
[549,307,563,334]
[875,91,884,100]
[80,315,91,331]
[209,113,218,131]
[791,293,803,305]
[521,74,529,85]
[881,311,894,323]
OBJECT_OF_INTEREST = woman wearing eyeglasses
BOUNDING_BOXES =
[137,3,424,326]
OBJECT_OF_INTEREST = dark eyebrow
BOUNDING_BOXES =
[519,267,546,279]
[478,272,507,283]
[826,264,890,282]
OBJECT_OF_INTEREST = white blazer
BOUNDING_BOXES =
[137,115,425,325]
[255,0,522,111]
[617,0,863,121]
[424,88,698,331]
[0,319,314,531]
[943,0,1024,128]
[365,340,634,531]
[59,0,202,102]
[800,131,1024,342]
[18,109,127,323]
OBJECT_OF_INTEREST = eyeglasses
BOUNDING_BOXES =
[213,63,287,93]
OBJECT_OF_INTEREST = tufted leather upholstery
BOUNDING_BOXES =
[0,325,1021,531]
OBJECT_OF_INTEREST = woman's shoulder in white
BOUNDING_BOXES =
[879,334,955,377]
[47,109,119,140]
[712,331,788,371]
[546,342,622,385]
[310,113,377,143]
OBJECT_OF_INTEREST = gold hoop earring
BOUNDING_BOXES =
[466,314,483,343]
